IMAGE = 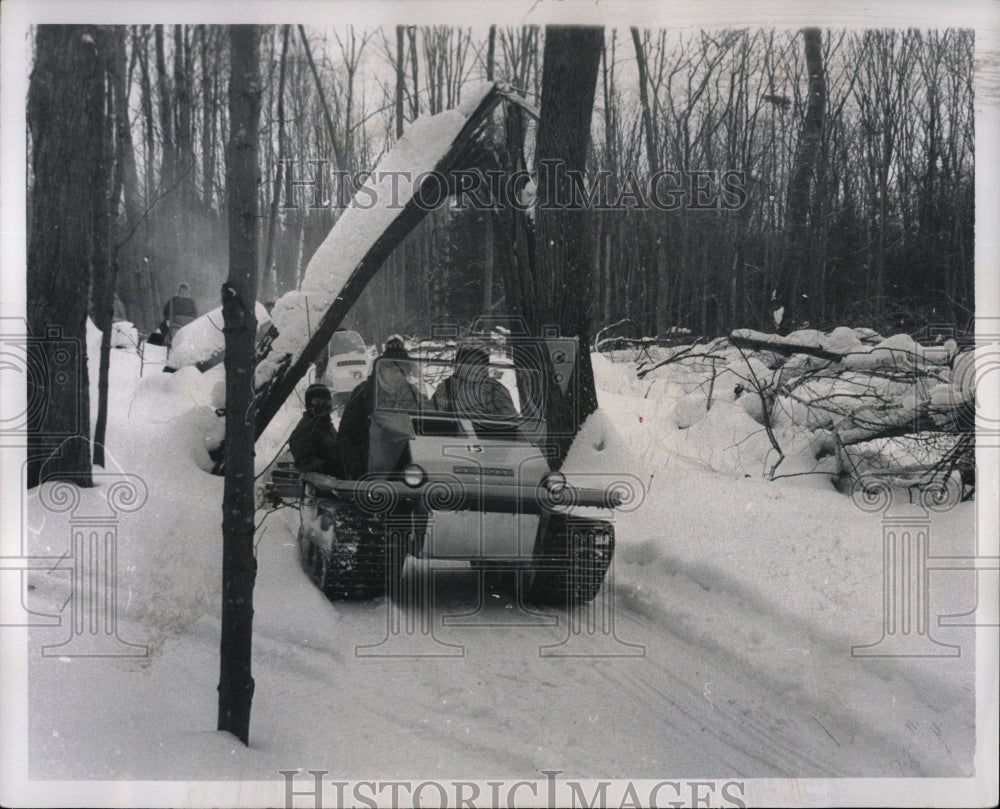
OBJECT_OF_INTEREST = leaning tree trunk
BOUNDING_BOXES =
[241,86,508,451]
[217,24,261,747]
[482,24,497,312]
[530,25,604,464]
[778,27,826,331]
[26,25,105,489]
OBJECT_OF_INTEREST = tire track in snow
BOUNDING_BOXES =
[606,550,973,777]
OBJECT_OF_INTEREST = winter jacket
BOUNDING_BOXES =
[431,372,517,418]
[163,295,197,320]
[337,380,372,479]
[288,411,344,477]
[338,363,429,479]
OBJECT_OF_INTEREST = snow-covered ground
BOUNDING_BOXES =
[4,321,996,808]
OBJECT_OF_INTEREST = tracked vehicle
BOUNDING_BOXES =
[286,322,621,605]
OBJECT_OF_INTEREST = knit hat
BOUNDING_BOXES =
[383,334,409,361]
[305,383,332,405]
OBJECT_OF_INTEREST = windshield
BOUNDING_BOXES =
[329,330,366,356]
[373,357,543,425]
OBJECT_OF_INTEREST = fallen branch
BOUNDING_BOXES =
[636,337,720,379]
[730,331,843,362]
[734,344,784,479]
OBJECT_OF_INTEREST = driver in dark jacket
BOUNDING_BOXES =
[338,336,422,479]
[432,343,516,418]
[288,383,344,476]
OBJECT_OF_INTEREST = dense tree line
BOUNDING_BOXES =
[29,25,975,347]
[603,28,974,338]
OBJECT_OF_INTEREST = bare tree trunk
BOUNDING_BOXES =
[26,25,104,488]
[631,28,659,177]
[778,27,825,330]
[630,28,665,337]
[532,25,603,463]
[113,33,141,228]
[199,26,214,210]
[217,23,261,748]
[154,25,178,293]
[136,27,159,329]
[137,27,155,207]
[93,30,116,468]
[174,25,193,211]
[202,26,224,216]
[110,27,144,326]
[408,26,420,119]
[263,25,290,304]
[154,26,176,189]
[395,25,406,138]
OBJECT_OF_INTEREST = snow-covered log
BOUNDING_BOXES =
[723,327,976,489]
[165,302,271,372]
[731,327,958,370]
[729,327,973,442]
[248,83,511,443]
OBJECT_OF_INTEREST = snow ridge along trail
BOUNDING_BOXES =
[22,324,976,783]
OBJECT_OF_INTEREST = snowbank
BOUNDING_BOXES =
[608,342,835,482]
[618,327,975,489]
[165,301,271,371]
[36,323,228,649]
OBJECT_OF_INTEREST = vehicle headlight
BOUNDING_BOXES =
[403,464,425,487]
[543,471,567,493]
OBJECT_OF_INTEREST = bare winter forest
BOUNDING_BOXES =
[27,25,974,343]
[13,22,992,792]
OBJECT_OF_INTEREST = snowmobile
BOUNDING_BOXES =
[287,322,621,605]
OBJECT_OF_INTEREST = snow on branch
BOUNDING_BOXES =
[731,328,958,372]
[628,326,978,495]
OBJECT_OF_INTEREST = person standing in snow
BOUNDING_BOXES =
[288,383,345,476]
[163,282,198,321]
[148,282,198,346]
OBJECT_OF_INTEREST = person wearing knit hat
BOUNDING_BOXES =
[288,383,344,476]
[304,383,333,410]
[337,340,425,479]
[432,341,516,419]
[382,334,408,360]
